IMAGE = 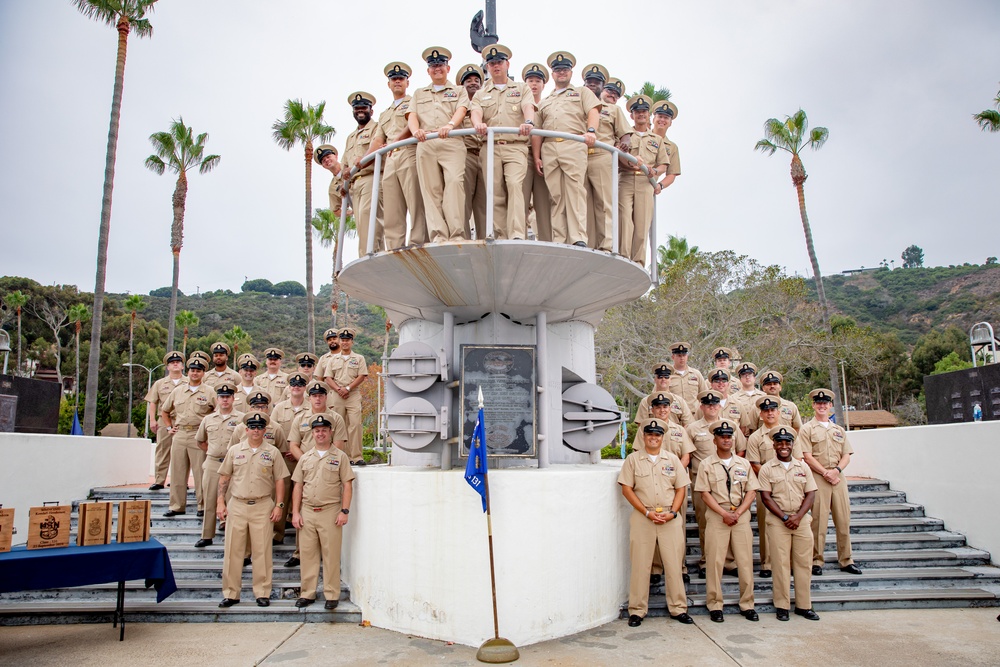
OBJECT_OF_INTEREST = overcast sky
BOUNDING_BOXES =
[2,1,998,296]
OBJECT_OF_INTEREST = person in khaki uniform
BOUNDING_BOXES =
[233,354,260,414]
[709,347,743,397]
[746,395,804,577]
[532,51,600,247]
[254,348,289,399]
[521,62,551,242]
[316,327,368,464]
[619,95,669,264]
[455,63,487,240]
[277,352,319,402]
[732,362,765,414]
[291,415,355,609]
[343,91,384,254]
[407,46,469,243]
[271,374,310,543]
[757,426,819,621]
[668,342,707,414]
[632,393,695,465]
[217,411,289,608]
[695,419,760,622]
[618,418,693,627]
[367,61,426,248]
[584,68,631,252]
[686,389,730,576]
[470,44,535,241]
[203,341,240,389]
[699,369,753,443]
[651,100,681,192]
[194,383,244,547]
[799,388,862,576]
[161,354,216,517]
[145,350,187,490]
[634,363,694,428]
[755,370,803,432]
[315,143,342,217]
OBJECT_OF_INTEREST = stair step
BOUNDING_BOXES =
[0,579,350,602]
[680,531,967,552]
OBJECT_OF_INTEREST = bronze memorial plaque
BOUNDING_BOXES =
[460,345,536,458]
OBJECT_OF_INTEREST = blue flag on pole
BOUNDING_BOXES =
[465,406,488,512]
[70,410,84,435]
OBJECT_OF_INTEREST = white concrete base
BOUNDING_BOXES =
[0,433,152,545]
[343,464,629,647]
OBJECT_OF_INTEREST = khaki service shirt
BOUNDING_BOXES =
[161,383,216,427]
[797,419,852,469]
[270,399,309,438]
[202,367,241,390]
[292,447,356,507]
[288,410,349,454]
[219,440,290,501]
[756,457,817,515]
[535,84,601,135]
[373,96,414,148]
[668,368,707,413]
[622,130,669,174]
[145,376,187,423]
[317,351,368,388]
[470,80,531,142]
[694,453,760,509]
[343,119,378,178]
[595,102,631,147]
[755,397,803,432]
[634,391,694,427]
[253,371,289,400]
[617,450,690,510]
[662,137,681,176]
[197,409,245,459]
[228,422,288,453]
[409,84,467,130]
[632,420,695,460]
[745,426,804,464]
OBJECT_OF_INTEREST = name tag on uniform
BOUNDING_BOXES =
[483,95,492,100]
[235,454,246,461]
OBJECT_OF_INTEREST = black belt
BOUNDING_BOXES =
[235,498,269,505]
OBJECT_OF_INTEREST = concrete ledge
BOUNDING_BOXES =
[342,465,629,647]
[0,433,151,545]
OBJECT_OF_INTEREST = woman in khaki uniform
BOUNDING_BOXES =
[618,418,693,627]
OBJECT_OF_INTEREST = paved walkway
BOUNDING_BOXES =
[1,608,997,666]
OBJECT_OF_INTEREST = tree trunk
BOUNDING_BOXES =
[182,326,189,358]
[128,311,135,437]
[793,158,845,424]
[84,17,130,435]
[15,308,22,376]
[331,236,340,328]
[304,142,316,354]
[166,171,187,352]
[74,322,81,414]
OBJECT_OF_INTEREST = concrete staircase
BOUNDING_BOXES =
[0,486,361,625]
[628,478,1000,617]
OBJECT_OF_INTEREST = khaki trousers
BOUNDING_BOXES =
[299,502,345,601]
[766,512,813,610]
[541,140,587,245]
[757,495,770,569]
[169,429,205,512]
[153,421,172,485]
[382,146,424,249]
[222,498,274,600]
[416,138,467,242]
[811,476,854,567]
[351,174,384,255]
[618,173,654,263]
[627,509,687,617]
[523,162,552,242]
[463,149,487,240]
[705,511,756,611]
[585,151,615,251]
[691,465,708,567]
[273,457,295,543]
[330,392,364,461]
[200,455,225,540]
[482,142,529,240]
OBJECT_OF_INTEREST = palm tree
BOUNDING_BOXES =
[312,207,357,327]
[629,82,671,103]
[144,117,220,352]
[73,0,157,436]
[123,294,145,437]
[755,109,844,422]
[222,325,252,362]
[974,87,1000,132]
[657,235,698,269]
[68,303,91,413]
[272,100,335,353]
[175,310,199,357]
[4,291,28,376]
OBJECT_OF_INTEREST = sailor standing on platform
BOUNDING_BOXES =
[315,143,342,221]
[651,100,682,192]
[161,353,216,518]
[668,342,708,414]
[587,72,631,252]
[619,94,668,264]
[521,62,551,242]
[343,90,384,254]
[316,327,368,466]
[233,353,259,415]
[194,383,244,548]
[456,63,487,240]
[145,350,186,491]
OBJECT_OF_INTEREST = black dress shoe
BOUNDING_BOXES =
[197,510,204,518]
[273,538,284,546]
[697,567,706,580]
[573,241,587,248]
[352,459,367,467]
[256,597,270,607]
[709,610,724,623]
[682,573,691,584]
[284,556,300,568]
[742,609,759,622]
[295,597,314,608]
[795,608,820,621]
[148,483,165,491]
[163,510,185,517]
[670,613,694,624]
[759,569,772,578]
[627,614,643,627]
[723,567,739,577]
[649,574,662,586]
[218,598,240,608]
[194,539,213,548]
[812,565,823,576]
[324,600,339,610]
[776,608,789,621]
[841,564,863,575]
[243,557,252,567]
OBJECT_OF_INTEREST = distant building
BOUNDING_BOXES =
[845,410,899,430]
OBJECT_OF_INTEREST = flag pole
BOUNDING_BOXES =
[475,386,519,664]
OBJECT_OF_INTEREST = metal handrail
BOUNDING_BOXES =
[334,127,661,284]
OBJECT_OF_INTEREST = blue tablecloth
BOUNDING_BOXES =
[0,539,177,602]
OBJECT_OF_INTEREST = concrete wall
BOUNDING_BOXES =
[343,464,630,648]
[849,421,1000,564]
[0,433,151,545]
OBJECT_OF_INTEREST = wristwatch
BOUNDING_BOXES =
[586,127,596,133]
[277,502,285,509]
[834,466,842,472]
[781,514,790,522]
[524,119,534,126]
[340,508,350,515]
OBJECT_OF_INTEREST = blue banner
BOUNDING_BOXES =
[465,407,488,512]
[71,410,84,436]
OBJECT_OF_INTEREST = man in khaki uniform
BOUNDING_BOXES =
[668,342,707,414]
[710,347,742,396]
[407,46,469,243]
[455,63,487,240]
[758,426,819,621]
[756,370,804,431]
[799,388,862,576]
[145,350,187,490]
[532,51,600,247]
[470,44,535,240]
[619,95,668,264]
[317,327,368,464]
[368,61,425,248]
[651,100,681,192]
[233,354,259,414]
[277,352,318,402]
[343,91,383,254]
[634,363,693,427]
[216,411,289,608]
[272,373,310,438]
[254,348,289,399]
[584,67,631,252]
[631,393,695,467]
[195,383,244,548]
[732,362,765,413]
[162,354,216,517]
[315,144,342,220]
[618,418,693,627]
[203,342,240,389]
[746,395,804,578]
[700,369,752,443]
[291,415,355,609]
[686,389,728,576]
[695,419,760,622]
[521,62,551,242]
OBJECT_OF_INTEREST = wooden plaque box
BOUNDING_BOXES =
[77,501,113,546]
[27,504,72,549]
[0,507,14,553]
[116,500,151,543]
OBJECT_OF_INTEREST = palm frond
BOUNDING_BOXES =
[808,126,830,149]
[198,154,221,174]
[753,139,779,155]
[973,109,1000,132]
[144,155,166,174]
